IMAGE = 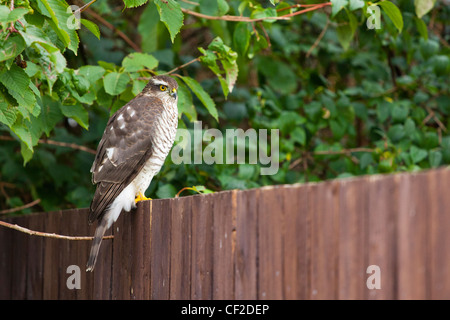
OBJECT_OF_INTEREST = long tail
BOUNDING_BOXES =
[86,218,108,272]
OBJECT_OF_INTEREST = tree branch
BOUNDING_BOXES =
[0,135,96,155]
[180,2,331,23]
[0,219,113,241]
[0,199,41,215]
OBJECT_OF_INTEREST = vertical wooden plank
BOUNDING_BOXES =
[191,194,213,299]
[10,215,28,299]
[150,198,172,300]
[308,181,339,299]
[212,190,236,299]
[58,210,76,300]
[169,196,192,299]
[111,209,132,299]
[25,213,44,299]
[282,185,308,299]
[234,188,258,300]
[42,211,62,299]
[0,217,13,299]
[397,173,429,299]
[366,175,396,299]
[258,186,284,300]
[130,200,151,299]
[430,168,450,299]
[338,178,367,299]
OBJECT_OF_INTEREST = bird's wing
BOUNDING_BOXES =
[89,95,164,223]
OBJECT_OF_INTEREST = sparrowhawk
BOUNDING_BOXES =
[86,75,178,272]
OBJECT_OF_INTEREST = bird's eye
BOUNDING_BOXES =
[160,85,167,91]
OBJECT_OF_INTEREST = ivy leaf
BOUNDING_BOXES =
[180,76,218,122]
[103,72,130,95]
[122,52,159,72]
[336,10,357,50]
[410,145,428,164]
[378,1,403,33]
[154,0,183,43]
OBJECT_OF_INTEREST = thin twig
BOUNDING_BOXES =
[180,2,331,23]
[0,199,41,215]
[0,219,114,240]
[165,56,201,75]
[84,7,141,52]
[306,19,330,57]
[0,135,96,155]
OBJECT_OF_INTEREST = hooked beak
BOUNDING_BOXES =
[171,88,177,99]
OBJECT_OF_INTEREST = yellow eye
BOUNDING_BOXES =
[160,85,167,91]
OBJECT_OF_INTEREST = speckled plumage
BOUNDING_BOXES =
[86,75,178,272]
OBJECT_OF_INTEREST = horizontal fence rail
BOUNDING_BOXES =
[1,167,450,299]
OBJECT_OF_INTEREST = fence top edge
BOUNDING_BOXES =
[7,166,449,216]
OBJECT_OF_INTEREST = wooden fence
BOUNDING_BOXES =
[1,167,450,299]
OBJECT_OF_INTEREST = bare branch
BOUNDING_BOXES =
[0,199,41,215]
[0,135,96,155]
[0,219,114,241]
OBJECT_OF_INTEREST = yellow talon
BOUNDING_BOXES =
[135,192,152,203]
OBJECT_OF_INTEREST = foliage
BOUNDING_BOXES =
[0,0,448,214]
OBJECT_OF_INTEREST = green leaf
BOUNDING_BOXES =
[154,0,184,43]
[39,96,63,136]
[331,0,348,17]
[103,72,131,95]
[199,0,229,16]
[122,52,159,72]
[0,100,17,127]
[180,76,218,121]
[80,19,100,39]
[77,65,105,83]
[177,81,197,121]
[410,145,427,164]
[138,1,160,53]
[429,150,442,168]
[0,7,29,23]
[233,22,250,56]
[37,0,80,54]
[378,1,403,33]
[60,104,89,130]
[123,0,149,8]
[336,10,357,50]
[349,0,364,11]
[20,141,33,166]
[414,0,436,18]
[0,35,26,62]
[156,183,177,199]
[414,17,428,40]
[0,65,36,115]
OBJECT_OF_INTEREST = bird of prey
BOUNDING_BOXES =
[86,75,178,272]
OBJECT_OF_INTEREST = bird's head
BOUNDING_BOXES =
[143,75,178,102]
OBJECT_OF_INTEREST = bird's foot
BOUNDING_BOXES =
[135,192,152,204]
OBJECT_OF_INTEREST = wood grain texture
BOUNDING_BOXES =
[1,168,450,299]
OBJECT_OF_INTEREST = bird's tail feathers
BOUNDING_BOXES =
[86,217,108,272]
